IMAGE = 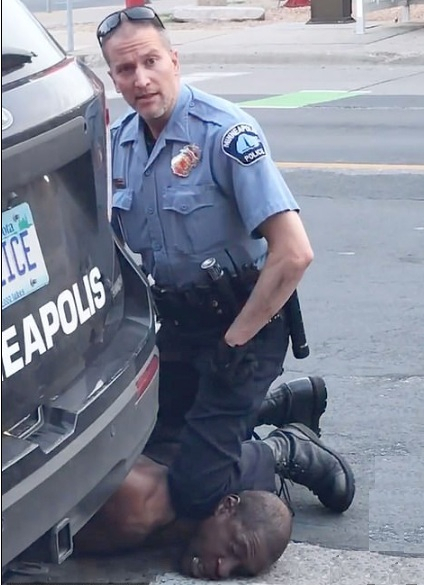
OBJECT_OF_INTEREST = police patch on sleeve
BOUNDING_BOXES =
[221,123,267,166]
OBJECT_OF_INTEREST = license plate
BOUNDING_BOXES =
[2,203,49,310]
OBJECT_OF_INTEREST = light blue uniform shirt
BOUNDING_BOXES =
[111,84,299,289]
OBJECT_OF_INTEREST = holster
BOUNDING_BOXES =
[151,284,236,330]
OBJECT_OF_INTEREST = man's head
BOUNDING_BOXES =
[97,7,180,136]
[180,491,293,580]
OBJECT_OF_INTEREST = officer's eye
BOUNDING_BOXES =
[117,63,133,75]
[145,57,157,67]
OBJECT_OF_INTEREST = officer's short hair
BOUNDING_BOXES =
[237,491,293,564]
[102,18,172,62]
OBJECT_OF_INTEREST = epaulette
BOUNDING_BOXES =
[110,108,138,133]
[187,86,247,128]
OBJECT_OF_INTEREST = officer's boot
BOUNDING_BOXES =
[257,376,327,437]
[263,422,355,513]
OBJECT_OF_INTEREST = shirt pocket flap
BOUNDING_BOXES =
[112,189,134,211]
[163,186,215,215]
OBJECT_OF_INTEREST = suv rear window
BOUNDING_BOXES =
[2,0,65,85]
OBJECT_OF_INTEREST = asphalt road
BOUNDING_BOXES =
[108,93,424,166]
[6,65,423,583]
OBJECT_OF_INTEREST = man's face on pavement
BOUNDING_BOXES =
[105,22,179,130]
[180,495,270,579]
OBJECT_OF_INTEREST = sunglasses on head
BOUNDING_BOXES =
[96,6,165,46]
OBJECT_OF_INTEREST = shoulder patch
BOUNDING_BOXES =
[221,123,266,166]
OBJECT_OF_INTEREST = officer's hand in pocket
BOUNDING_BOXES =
[210,338,258,387]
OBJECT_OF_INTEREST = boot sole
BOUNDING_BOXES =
[286,423,355,513]
[308,376,328,437]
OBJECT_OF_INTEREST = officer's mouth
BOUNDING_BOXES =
[136,93,158,104]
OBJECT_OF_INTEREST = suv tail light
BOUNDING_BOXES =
[136,354,159,403]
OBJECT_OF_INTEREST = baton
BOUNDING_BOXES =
[285,290,310,359]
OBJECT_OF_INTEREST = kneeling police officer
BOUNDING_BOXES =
[98,5,355,520]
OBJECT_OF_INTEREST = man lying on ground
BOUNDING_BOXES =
[75,377,354,580]
[75,453,293,580]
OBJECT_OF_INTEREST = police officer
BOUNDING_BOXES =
[97,7,355,520]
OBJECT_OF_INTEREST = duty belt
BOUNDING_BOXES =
[151,262,309,359]
[151,284,237,330]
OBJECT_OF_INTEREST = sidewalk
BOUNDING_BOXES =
[36,0,424,67]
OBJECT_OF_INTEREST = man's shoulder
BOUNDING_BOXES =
[110,107,138,137]
[187,85,255,131]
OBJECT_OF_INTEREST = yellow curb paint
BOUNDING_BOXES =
[275,162,424,172]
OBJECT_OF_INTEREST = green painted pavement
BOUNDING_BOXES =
[238,90,367,109]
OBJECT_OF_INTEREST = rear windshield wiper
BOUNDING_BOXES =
[2,47,36,75]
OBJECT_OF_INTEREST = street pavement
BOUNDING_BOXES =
[32,0,424,65]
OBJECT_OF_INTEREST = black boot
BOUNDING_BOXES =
[257,377,327,436]
[263,423,355,513]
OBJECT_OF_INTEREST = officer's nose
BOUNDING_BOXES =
[134,65,150,89]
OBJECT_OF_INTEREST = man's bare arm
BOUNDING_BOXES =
[225,210,313,347]
[74,456,175,554]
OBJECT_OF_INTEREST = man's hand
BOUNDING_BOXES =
[209,338,258,387]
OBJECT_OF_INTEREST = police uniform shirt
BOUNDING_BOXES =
[111,84,299,289]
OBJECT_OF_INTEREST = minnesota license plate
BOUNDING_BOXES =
[2,203,49,310]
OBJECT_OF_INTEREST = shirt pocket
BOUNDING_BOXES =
[162,184,227,255]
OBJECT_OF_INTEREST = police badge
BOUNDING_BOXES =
[171,144,201,177]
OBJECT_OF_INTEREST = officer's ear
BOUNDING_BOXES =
[214,494,241,517]
[170,49,180,74]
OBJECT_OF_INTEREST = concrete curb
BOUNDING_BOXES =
[172,5,266,22]
[76,49,424,68]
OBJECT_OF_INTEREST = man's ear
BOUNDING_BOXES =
[214,494,241,517]
[171,49,180,74]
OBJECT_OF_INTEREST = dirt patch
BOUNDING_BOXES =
[244,0,424,22]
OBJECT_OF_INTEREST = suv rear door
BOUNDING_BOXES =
[2,1,124,430]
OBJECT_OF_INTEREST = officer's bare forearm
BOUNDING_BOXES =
[224,211,314,346]
[225,251,311,345]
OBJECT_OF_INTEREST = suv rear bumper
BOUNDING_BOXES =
[2,346,159,568]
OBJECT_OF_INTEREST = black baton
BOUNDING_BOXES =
[285,290,310,359]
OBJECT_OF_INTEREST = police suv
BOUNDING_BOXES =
[2,0,158,572]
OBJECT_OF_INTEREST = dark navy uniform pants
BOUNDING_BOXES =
[146,315,290,520]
